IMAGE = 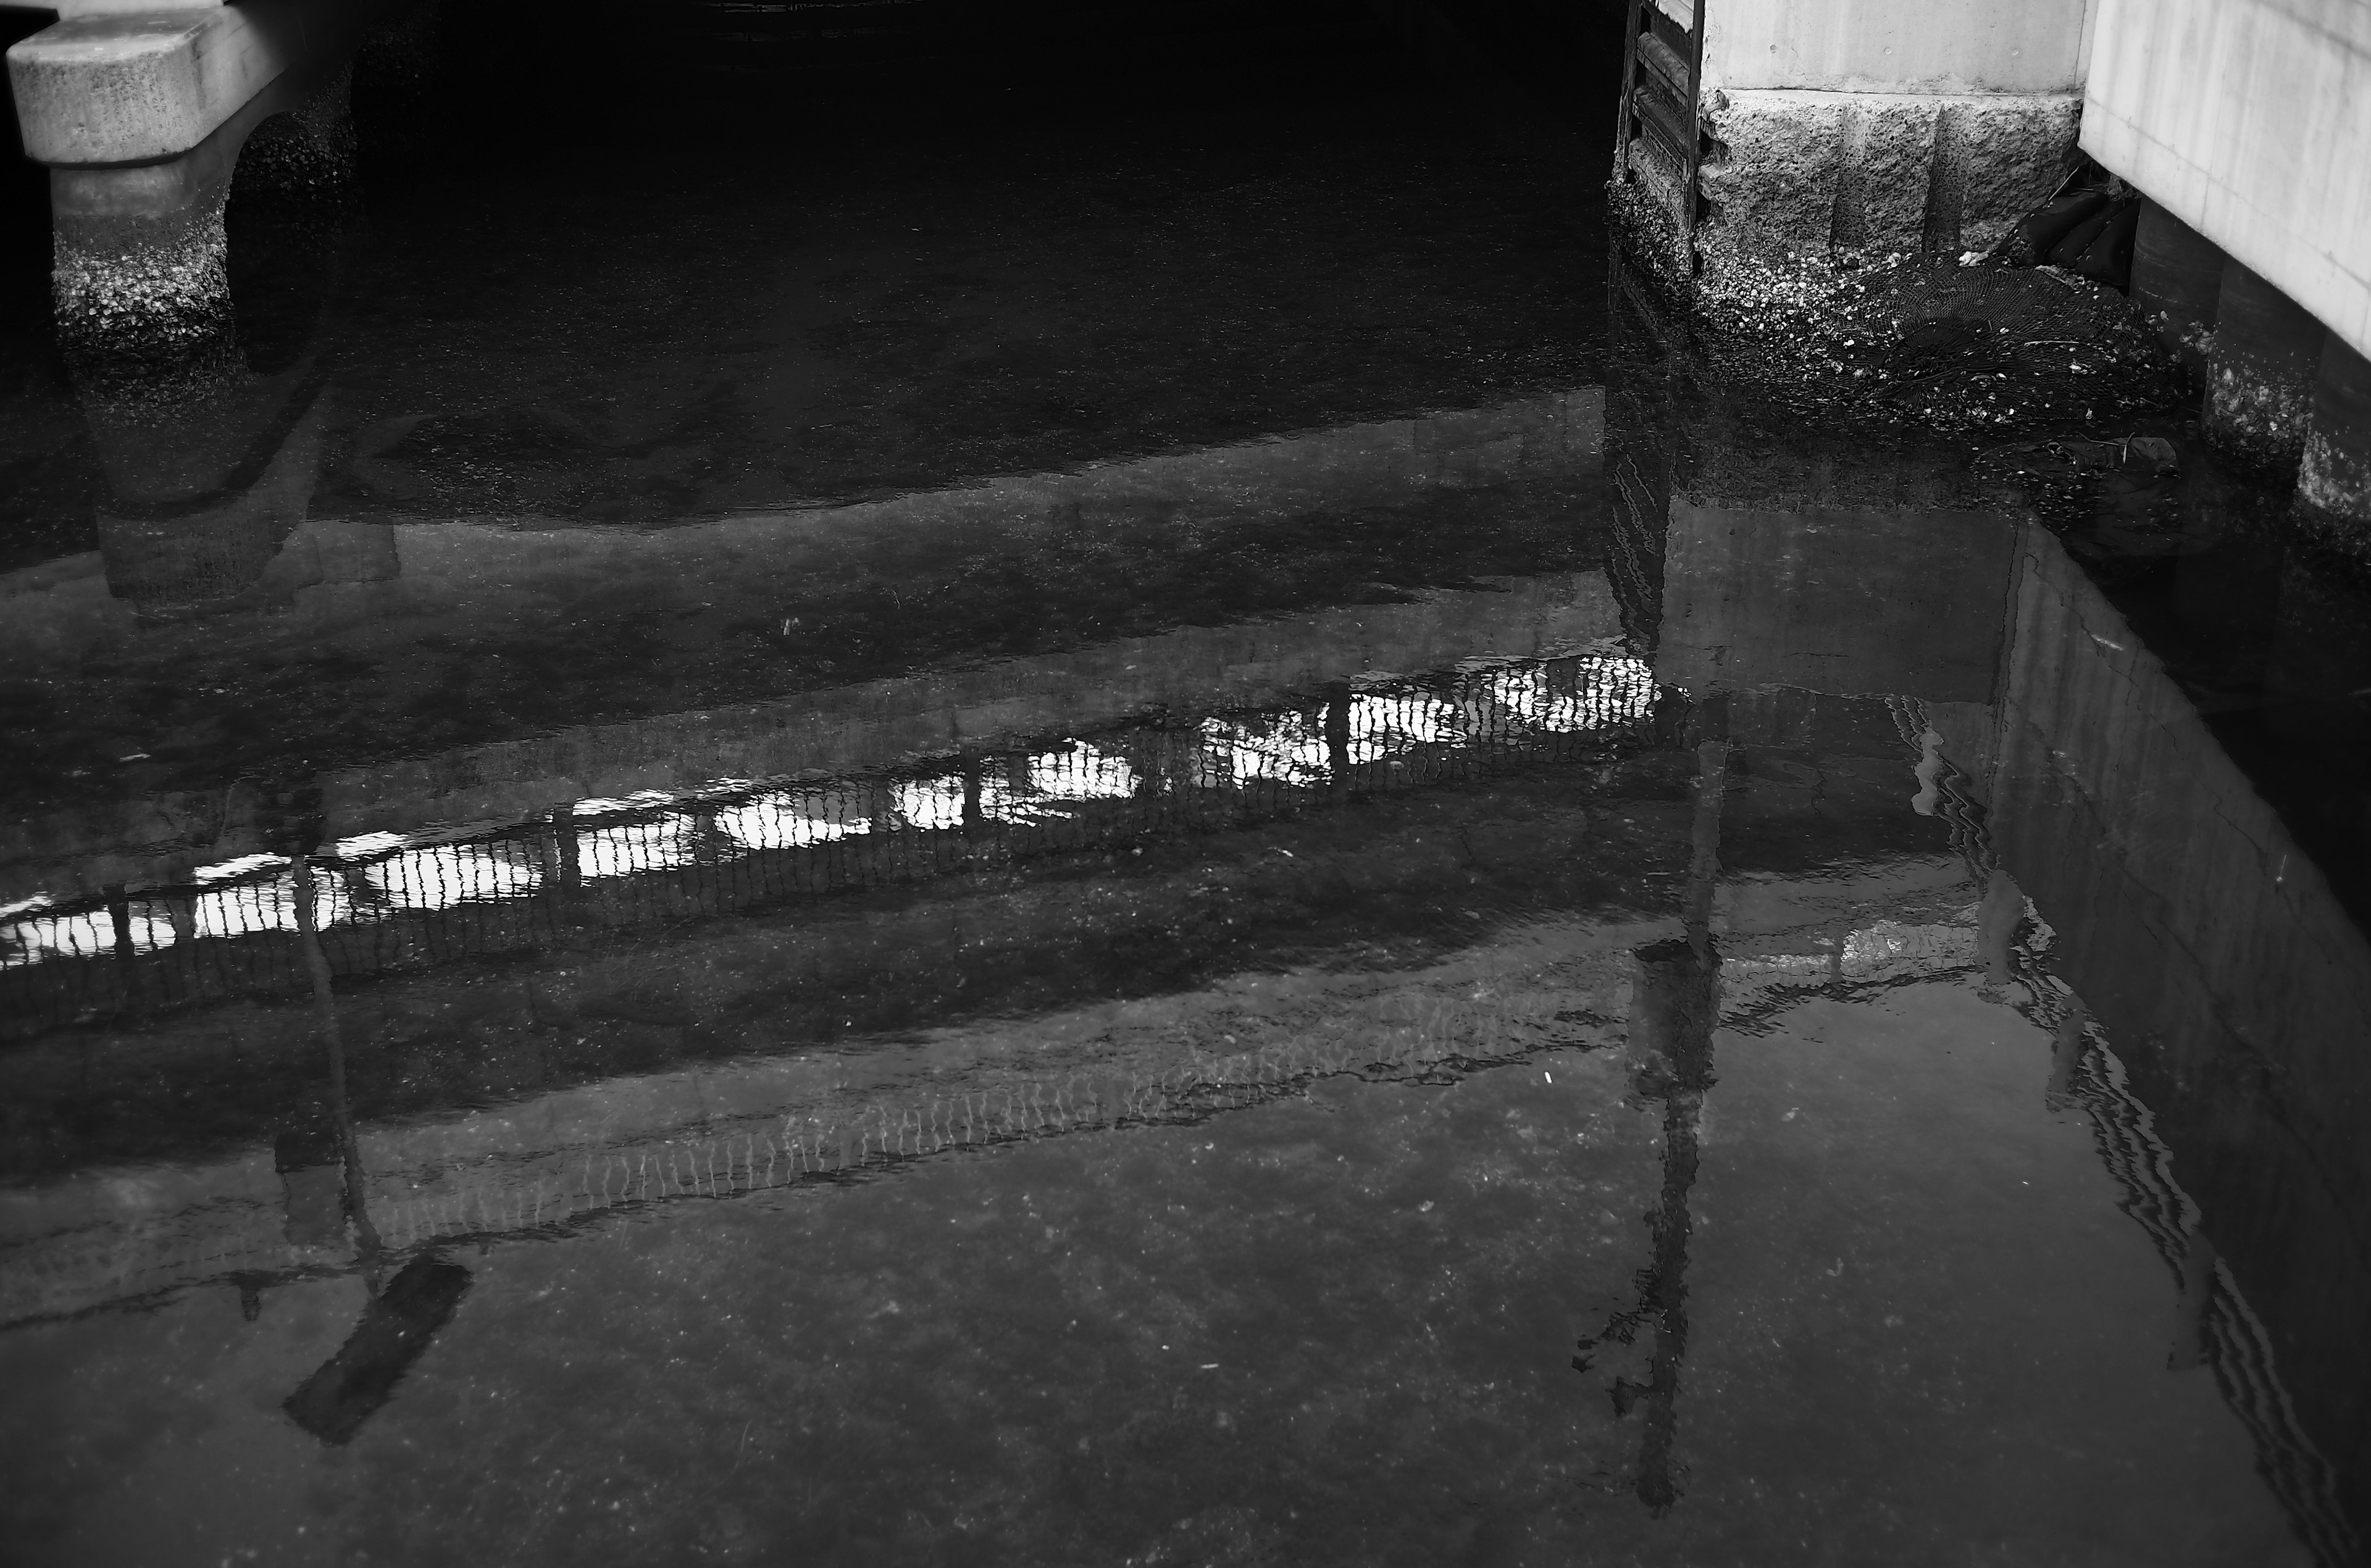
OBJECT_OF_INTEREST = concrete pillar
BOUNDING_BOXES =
[44,42,366,614]
[2129,201,2224,381]
[2298,334,2371,535]
[2083,0,2371,391]
[1691,90,2077,276]
[2206,261,2324,470]
[93,427,332,612]
[1650,0,2088,291]
[46,133,242,365]
[7,0,398,356]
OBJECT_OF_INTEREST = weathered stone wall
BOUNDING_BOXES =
[1657,0,2090,272]
[1695,88,2075,268]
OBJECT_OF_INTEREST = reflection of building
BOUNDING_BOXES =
[91,389,398,617]
[1612,333,2371,1554]
[0,771,1988,1330]
[3,357,2364,1549]
[0,551,1992,1337]
[0,388,1607,903]
[53,125,386,618]
[0,607,1640,1035]
[0,363,1989,1332]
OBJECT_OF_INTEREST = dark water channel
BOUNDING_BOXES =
[2,12,2369,1566]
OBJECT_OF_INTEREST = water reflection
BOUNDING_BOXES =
[283,1253,470,1445]
[1610,261,2370,1558]
[0,385,1606,888]
[1,261,2367,1562]
[1577,736,1726,1516]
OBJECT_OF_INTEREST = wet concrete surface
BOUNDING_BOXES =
[2,22,2370,1568]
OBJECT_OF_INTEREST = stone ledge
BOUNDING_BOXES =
[6,0,391,167]
[46,0,228,17]
[7,7,291,165]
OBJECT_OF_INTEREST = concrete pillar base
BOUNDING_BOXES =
[2130,202,2224,382]
[94,391,333,614]
[10,0,404,361]
[1690,89,2078,281]
[2297,335,2371,537]
[2206,261,2323,470]
[51,131,240,367]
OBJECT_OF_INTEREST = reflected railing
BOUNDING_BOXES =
[0,898,1996,1334]
[0,649,1657,1036]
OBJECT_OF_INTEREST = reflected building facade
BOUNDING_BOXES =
[0,268,2363,1553]
[1608,264,2371,1556]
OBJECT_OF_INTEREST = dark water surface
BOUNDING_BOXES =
[2,21,2369,1568]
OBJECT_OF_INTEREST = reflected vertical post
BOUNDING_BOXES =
[104,882,138,1011]
[1324,681,1353,798]
[961,754,986,867]
[291,854,383,1262]
[1616,736,1727,1516]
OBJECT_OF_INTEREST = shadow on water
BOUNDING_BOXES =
[0,10,2369,1566]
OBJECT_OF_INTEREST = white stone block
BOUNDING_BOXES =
[6,6,292,166]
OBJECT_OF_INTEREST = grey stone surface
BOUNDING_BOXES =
[1693,89,2076,280]
[1951,94,2080,254]
[1696,89,1857,266]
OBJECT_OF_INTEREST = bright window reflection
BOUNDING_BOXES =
[717,793,871,851]
[1,657,1660,971]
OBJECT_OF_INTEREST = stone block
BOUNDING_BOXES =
[1841,96,1940,254]
[1696,88,2077,273]
[1697,88,1857,263]
[6,6,291,166]
[1950,93,2080,253]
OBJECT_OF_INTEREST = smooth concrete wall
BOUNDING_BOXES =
[2082,0,2371,360]
[1701,0,2090,95]
[3,0,226,17]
